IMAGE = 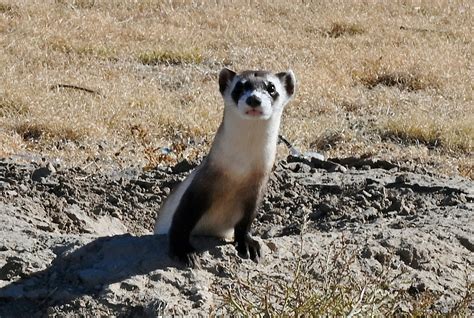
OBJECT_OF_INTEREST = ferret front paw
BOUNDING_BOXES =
[236,236,261,262]
[170,244,201,268]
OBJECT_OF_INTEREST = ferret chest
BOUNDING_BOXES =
[192,171,265,238]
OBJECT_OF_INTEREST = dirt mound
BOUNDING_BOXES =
[0,157,472,316]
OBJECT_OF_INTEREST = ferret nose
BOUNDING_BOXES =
[246,95,261,108]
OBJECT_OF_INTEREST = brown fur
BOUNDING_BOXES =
[192,161,268,237]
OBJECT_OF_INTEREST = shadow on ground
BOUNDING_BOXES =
[0,233,224,316]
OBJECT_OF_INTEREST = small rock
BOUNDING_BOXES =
[399,204,412,216]
[262,200,273,211]
[262,227,279,238]
[120,281,139,292]
[31,164,56,182]
[0,181,10,190]
[284,190,298,199]
[395,174,410,184]
[389,219,405,229]
[260,213,273,222]
[361,190,372,198]
[362,207,379,221]
[361,246,372,258]
[107,194,120,205]
[372,201,383,211]
[133,179,155,190]
[111,211,123,220]
[286,162,302,173]
[333,164,348,173]
[265,241,278,252]
[384,197,411,215]
[304,151,325,161]
[396,244,429,270]
[408,282,426,296]
[456,235,474,252]
[37,223,56,232]
[442,193,466,206]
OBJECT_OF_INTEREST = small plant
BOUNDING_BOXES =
[458,162,473,180]
[129,123,195,170]
[353,59,440,92]
[310,129,350,151]
[15,122,81,142]
[138,49,203,66]
[0,2,17,15]
[75,45,116,59]
[55,0,96,9]
[222,236,404,316]
[48,37,74,54]
[0,95,28,117]
[221,222,473,316]
[360,71,439,91]
[324,22,365,38]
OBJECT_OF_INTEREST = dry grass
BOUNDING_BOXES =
[323,21,365,38]
[0,0,472,176]
[221,236,473,316]
[383,113,473,152]
[0,94,29,117]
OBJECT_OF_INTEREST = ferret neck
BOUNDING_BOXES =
[208,108,282,174]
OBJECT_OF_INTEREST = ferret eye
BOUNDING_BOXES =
[267,83,276,95]
[231,81,244,104]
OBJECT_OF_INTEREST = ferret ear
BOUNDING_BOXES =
[219,68,236,95]
[276,70,296,97]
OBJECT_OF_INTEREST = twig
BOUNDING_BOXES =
[50,84,103,97]
[399,26,451,35]
[278,134,301,156]
[347,286,366,318]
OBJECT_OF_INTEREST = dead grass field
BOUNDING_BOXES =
[0,0,472,177]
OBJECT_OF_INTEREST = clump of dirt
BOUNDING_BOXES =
[0,156,472,316]
[0,158,200,235]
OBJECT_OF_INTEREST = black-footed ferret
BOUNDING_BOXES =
[154,68,296,267]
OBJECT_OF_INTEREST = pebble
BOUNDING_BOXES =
[5,190,17,197]
[31,163,56,182]
[112,211,123,220]
[0,181,10,190]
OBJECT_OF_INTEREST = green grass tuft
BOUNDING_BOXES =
[138,49,203,66]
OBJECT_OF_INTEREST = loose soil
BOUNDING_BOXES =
[0,155,472,316]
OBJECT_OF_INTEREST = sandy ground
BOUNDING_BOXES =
[0,155,473,316]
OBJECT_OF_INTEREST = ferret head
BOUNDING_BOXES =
[219,68,296,120]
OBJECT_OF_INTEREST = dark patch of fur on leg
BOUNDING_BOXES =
[169,168,215,267]
[234,178,267,262]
